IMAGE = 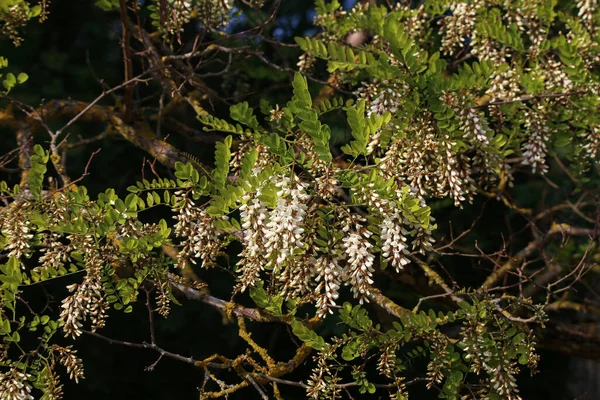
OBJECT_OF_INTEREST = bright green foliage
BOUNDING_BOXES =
[0,56,27,93]
[230,102,260,130]
[341,99,391,156]
[28,144,48,200]
[289,72,332,161]
[291,319,326,351]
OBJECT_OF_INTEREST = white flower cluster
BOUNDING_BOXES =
[577,0,598,30]
[0,369,33,400]
[237,192,269,292]
[60,256,108,338]
[342,225,375,304]
[1,204,33,260]
[486,69,520,102]
[443,149,476,206]
[264,177,310,267]
[173,193,221,268]
[457,107,490,147]
[52,345,85,384]
[439,2,476,56]
[355,80,407,117]
[314,173,340,200]
[514,3,546,52]
[542,59,573,93]
[471,30,507,65]
[314,253,343,317]
[380,208,411,272]
[297,52,316,73]
[38,233,69,275]
[583,125,600,160]
[521,104,550,174]
[238,174,313,296]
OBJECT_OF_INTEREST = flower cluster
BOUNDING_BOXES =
[36,367,63,400]
[37,233,68,275]
[577,0,598,30]
[342,222,375,304]
[541,58,574,93]
[0,204,33,260]
[355,80,407,117]
[297,52,316,73]
[59,252,108,338]
[381,123,477,206]
[306,339,343,399]
[51,345,85,384]
[263,176,311,294]
[486,68,521,102]
[380,208,411,272]
[439,2,476,56]
[583,125,600,160]
[0,369,33,400]
[196,0,234,29]
[173,192,222,268]
[458,106,490,146]
[521,103,550,174]
[237,190,269,292]
[0,0,32,46]
[471,29,507,65]
[394,3,428,40]
[313,245,344,317]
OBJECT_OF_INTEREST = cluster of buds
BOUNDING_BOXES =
[37,233,69,275]
[521,103,550,174]
[542,58,574,93]
[439,2,476,56]
[37,366,63,400]
[306,340,343,399]
[196,0,234,29]
[583,125,600,160]
[59,254,108,338]
[471,30,508,65]
[173,193,222,268]
[0,368,33,400]
[577,0,598,31]
[237,189,269,292]
[51,345,85,384]
[394,4,428,40]
[341,221,375,304]
[377,343,398,379]
[297,52,316,73]
[1,204,33,260]
[0,0,31,46]
[160,0,193,35]
[355,80,407,117]
[313,243,344,317]
[486,68,520,102]
[442,92,491,147]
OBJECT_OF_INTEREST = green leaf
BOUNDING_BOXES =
[230,102,259,129]
[16,72,28,84]
[212,136,232,190]
[291,319,325,350]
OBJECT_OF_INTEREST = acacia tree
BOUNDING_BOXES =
[1,0,600,399]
